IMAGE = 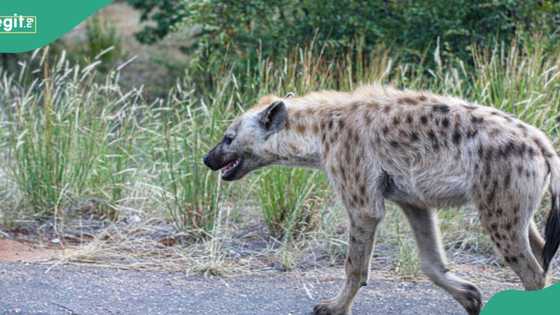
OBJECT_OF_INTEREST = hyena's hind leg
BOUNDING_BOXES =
[477,197,546,290]
[399,203,482,315]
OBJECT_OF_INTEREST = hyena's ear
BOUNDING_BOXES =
[259,101,287,133]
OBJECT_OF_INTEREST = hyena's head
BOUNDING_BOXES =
[203,99,287,181]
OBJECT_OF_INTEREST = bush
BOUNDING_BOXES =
[129,0,560,67]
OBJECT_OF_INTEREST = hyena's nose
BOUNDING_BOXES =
[203,155,211,168]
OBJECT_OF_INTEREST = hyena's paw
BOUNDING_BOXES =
[458,283,482,315]
[312,301,349,315]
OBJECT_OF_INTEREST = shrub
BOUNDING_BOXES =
[129,0,560,67]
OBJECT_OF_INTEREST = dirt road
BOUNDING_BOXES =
[0,262,518,315]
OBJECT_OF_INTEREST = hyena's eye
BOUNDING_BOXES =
[223,135,234,145]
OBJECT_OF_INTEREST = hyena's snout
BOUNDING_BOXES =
[202,147,221,171]
[203,144,244,181]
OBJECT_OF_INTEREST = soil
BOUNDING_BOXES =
[0,239,62,263]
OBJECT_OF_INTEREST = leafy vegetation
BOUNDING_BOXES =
[129,0,560,66]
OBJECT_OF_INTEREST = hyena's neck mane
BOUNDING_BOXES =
[258,85,389,169]
[261,102,327,169]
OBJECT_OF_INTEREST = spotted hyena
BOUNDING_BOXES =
[203,85,560,315]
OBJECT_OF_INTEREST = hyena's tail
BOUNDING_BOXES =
[543,153,560,273]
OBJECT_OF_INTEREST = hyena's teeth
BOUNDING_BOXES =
[222,159,240,174]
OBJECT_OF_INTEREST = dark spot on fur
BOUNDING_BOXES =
[383,106,391,113]
[463,104,477,111]
[534,137,554,158]
[516,143,526,156]
[420,115,428,125]
[485,147,494,162]
[490,223,498,231]
[364,114,372,125]
[441,118,450,128]
[382,126,390,135]
[432,104,450,113]
[353,131,360,144]
[489,129,501,137]
[359,184,366,196]
[483,163,492,179]
[499,141,515,158]
[496,207,503,216]
[504,171,511,188]
[478,146,484,158]
[466,129,478,138]
[338,119,345,129]
[399,97,418,105]
[418,95,427,101]
[296,124,306,134]
[427,129,439,151]
[393,117,400,125]
[410,132,419,142]
[428,129,436,140]
[486,181,498,204]
[406,115,413,124]
[471,116,484,124]
[312,123,320,134]
[390,140,399,148]
[452,130,462,145]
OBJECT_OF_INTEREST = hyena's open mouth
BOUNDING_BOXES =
[219,157,243,180]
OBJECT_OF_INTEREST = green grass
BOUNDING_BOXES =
[257,167,328,241]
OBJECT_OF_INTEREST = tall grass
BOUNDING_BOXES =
[153,91,227,237]
[257,167,327,240]
[2,50,139,221]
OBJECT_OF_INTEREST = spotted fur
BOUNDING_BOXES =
[204,84,560,315]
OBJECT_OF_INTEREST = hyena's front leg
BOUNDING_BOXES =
[399,203,482,315]
[314,196,385,315]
